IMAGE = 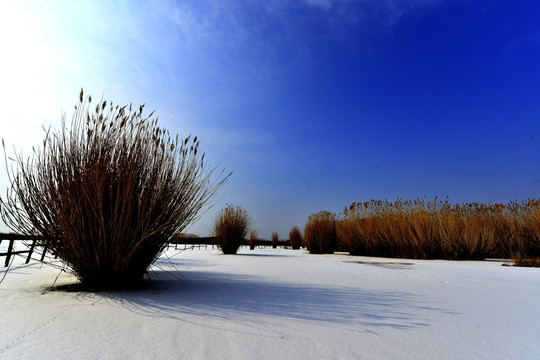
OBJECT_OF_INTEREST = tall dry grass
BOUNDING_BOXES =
[303,211,338,254]
[337,198,540,261]
[212,204,252,254]
[0,89,229,289]
[289,226,302,250]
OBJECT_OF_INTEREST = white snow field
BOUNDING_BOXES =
[0,246,539,360]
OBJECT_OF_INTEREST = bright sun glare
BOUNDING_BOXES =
[0,2,57,148]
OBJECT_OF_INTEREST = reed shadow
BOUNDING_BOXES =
[74,269,449,331]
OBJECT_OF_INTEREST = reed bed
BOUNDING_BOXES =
[1,89,229,289]
[337,198,540,261]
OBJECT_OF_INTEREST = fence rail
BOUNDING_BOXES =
[169,237,291,249]
[0,233,46,267]
[1,234,293,267]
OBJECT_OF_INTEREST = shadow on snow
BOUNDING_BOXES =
[69,269,449,331]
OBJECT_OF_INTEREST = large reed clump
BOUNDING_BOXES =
[288,226,302,250]
[337,198,540,261]
[212,205,252,254]
[303,211,338,254]
[0,89,229,289]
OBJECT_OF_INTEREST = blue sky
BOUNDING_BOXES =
[1,0,539,238]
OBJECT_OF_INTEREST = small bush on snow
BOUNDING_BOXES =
[212,205,252,254]
[288,226,302,250]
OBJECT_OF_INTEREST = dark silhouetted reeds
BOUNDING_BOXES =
[289,226,302,250]
[212,204,252,254]
[271,232,279,248]
[303,211,338,254]
[0,89,229,289]
[170,233,200,244]
[337,198,540,262]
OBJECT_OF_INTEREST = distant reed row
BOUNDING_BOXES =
[301,198,540,265]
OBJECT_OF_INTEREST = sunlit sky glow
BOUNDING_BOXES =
[1,0,539,238]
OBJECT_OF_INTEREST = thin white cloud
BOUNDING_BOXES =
[379,0,447,25]
[303,0,333,10]
[157,0,449,65]
[298,0,447,24]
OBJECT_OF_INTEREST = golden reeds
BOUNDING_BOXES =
[303,211,338,254]
[337,198,540,261]
[288,226,302,250]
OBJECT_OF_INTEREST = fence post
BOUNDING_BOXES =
[5,240,14,267]
[40,245,48,262]
[26,239,37,264]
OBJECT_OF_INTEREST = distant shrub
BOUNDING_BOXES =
[303,211,337,254]
[249,230,258,250]
[289,226,302,250]
[212,205,253,254]
[0,89,228,289]
[271,232,279,248]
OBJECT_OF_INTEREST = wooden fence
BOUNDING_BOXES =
[169,237,291,250]
[0,233,47,267]
[1,234,293,267]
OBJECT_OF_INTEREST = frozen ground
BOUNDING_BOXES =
[0,246,539,359]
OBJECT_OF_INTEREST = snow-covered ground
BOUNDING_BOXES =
[1,246,539,359]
